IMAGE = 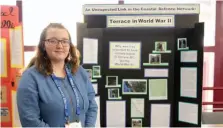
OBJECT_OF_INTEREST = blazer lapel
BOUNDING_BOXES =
[72,74,86,110]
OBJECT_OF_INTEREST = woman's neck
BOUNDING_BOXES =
[51,61,66,78]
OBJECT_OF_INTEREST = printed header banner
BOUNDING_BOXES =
[107,15,175,28]
[83,4,200,15]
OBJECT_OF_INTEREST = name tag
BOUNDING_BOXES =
[65,122,82,128]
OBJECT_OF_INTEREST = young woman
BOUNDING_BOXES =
[17,23,98,127]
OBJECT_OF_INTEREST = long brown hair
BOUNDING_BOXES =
[26,23,80,75]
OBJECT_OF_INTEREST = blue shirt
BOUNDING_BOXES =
[17,65,98,127]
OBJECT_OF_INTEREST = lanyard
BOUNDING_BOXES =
[51,65,80,124]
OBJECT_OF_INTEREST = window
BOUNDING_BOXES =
[199,0,216,46]
[23,0,83,46]
[202,52,215,112]
[0,0,16,5]
[22,0,118,46]
[24,51,36,67]
[21,1,217,110]
[22,0,118,65]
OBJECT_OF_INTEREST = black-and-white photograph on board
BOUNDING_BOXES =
[108,88,121,99]
[106,76,121,88]
[92,65,101,78]
[155,41,167,52]
[178,38,189,50]
[132,119,142,127]
[149,54,161,64]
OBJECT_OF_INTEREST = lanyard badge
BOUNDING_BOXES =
[65,122,82,128]
[51,65,81,124]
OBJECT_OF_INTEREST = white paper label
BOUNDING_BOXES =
[109,42,141,69]
[107,15,174,28]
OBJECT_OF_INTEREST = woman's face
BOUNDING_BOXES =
[44,28,70,62]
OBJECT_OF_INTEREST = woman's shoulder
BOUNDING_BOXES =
[73,65,89,81]
[75,65,88,76]
[21,65,44,81]
[22,65,39,76]
[18,66,39,89]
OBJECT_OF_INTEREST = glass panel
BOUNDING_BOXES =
[24,51,36,67]
[202,90,214,112]
[199,1,216,46]
[23,0,216,47]
[22,0,118,46]
[23,0,84,46]
[0,0,16,5]
[125,0,216,47]
[203,52,215,87]
[202,52,215,112]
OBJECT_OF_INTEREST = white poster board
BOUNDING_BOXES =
[95,96,100,127]
[1,38,7,77]
[151,104,170,127]
[178,102,198,125]
[131,98,144,118]
[180,67,197,98]
[10,26,24,68]
[12,91,21,127]
[83,38,98,64]
[106,101,126,127]
[144,68,168,77]
[181,50,198,62]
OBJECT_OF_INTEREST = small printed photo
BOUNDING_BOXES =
[106,76,118,86]
[123,79,147,94]
[1,107,10,122]
[108,88,120,99]
[149,54,161,64]
[178,38,188,49]
[132,119,142,127]
[93,66,101,77]
[85,69,92,80]
[1,108,9,116]
[155,41,166,51]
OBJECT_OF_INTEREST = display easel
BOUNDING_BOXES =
[77,4,203,127]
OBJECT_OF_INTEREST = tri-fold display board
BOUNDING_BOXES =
[77,4,203,127]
